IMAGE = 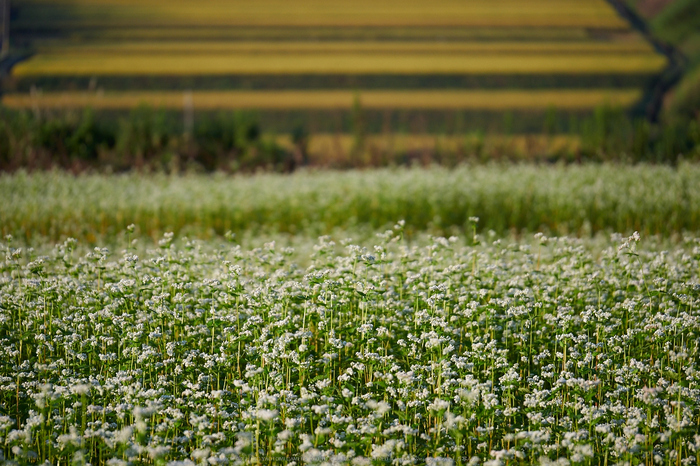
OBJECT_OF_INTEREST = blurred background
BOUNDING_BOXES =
[0,0,698,171]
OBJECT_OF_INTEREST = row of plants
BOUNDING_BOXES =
[2,164,699,242]
[0,104,699,172]
[0,106,300,173]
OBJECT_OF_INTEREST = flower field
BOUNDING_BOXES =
[1,0,698,461]
[1,225,699,464]
[2,165,699,242]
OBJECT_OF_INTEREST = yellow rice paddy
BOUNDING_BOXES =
[12,54,666,77]
[1,89,642,110]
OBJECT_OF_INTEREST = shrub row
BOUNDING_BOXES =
[0,104,699,172]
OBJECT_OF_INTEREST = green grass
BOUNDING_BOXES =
[1,164,699,243]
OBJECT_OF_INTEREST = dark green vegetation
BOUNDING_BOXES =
[627,0,700,122]
[4,73,657,93]
[1,104,699,173]
[0,106,296,172]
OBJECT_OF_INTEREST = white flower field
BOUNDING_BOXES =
[1,224,699,465]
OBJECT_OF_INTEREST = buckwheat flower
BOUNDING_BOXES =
[302,448,326,464]
[57,426,83,448]
[366,400,391,416]
[148,445,170,460]
[33,384,55,409]
[351,457,371,466]
[314,426,332,437]
[371,440,403,460]
[0,416,13,430]
[254,408,278,422]
[428,398,450,413]
[107,459,128,466]
[444,411,465,430]
[233,432,252,455]
[191,448,210,462]
[111,426,132,446]
[73,451,86,465]
[499,367,521,385]
[539,457,570,466]
[311,404,329,415]
[299,433,313,452]
[427,458,454,466]
[71,384,91,396]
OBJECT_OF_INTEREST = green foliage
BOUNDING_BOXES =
[542,106,558,136]
[291,124,309,166]
[0,108,290,172]
[116,105,173,167]
[651,0,700,45]
[36,109,114,162]
[664,65,700,123]
[192,112,240,170]
[1,104,699,171]
[350,93,366,166]
[578,105,699,163]
[0,118,11,166]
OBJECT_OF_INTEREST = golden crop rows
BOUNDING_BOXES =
[13,53,666,76]
[78,26,597,42]
[1,89,642,110]
[9,0,660,116]
[35,40,656,56]
[20,0,629,28]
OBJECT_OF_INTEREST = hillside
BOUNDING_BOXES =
[1,0,666,135]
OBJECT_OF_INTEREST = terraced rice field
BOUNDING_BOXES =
[11,55,663,77]
[10,0,632,29]
[11,41,663,77]
[3,0,666,131]
[0,89,642,111]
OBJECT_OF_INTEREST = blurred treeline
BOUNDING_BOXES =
[0,105,300,172]
[0,104,699,172]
